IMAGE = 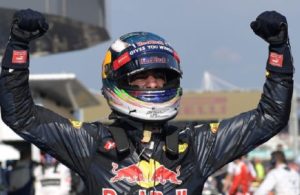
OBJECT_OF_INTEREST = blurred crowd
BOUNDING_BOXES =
[203,147,300,195]
[0,151,86,195]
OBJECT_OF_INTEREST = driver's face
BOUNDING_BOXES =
[128,70,166,89]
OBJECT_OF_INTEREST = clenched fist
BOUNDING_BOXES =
[251,11,288,45]
[10,8,49,43]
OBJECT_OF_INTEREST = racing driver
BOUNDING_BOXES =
[0,9,294,195]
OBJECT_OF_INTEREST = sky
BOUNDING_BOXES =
[30,0,300,91]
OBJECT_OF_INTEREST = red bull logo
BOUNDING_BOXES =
[102,188,187,195]
[110,162,144,183]
[151,165,182,185]
[110,159,182,188]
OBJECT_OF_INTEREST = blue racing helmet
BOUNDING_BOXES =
[101,32,182,121]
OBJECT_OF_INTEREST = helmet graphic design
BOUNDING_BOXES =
[101,32,182,121]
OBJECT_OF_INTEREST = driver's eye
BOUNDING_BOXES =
[153,72,166,80]
[128,71,166,83]
[129,73,148,81]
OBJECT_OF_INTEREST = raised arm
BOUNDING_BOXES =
[0,9,99,176]
[194,11,294,176]
[0,9,48,131]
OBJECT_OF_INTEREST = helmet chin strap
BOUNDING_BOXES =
[109,111,165,140]
[108,111,179,156]
[141,124,162,143]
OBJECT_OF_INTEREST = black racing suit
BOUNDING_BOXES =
[0,49,293,194]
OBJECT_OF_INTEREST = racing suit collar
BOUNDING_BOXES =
[116,117,166,144]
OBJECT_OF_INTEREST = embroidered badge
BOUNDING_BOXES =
[12,50,27,64]
[69,119,82,129]
[209,123,219,133]
[104,140,116,151]
[269,52,283,67]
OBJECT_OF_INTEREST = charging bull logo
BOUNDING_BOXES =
[110,159,182,188]
[110,162,144,183]
[151,165,182,185]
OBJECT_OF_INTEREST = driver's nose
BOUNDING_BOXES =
[144,75,164,89]
[145,75,160,89]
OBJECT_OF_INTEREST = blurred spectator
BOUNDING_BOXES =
[275,144,283,152]
[251,157,265,189]
[254,151,300,195]
[212,165,228,194]
[202,176,220,195]
[292,155,300,173]
[223,162,236,193]
[223,156,255,195]
[0,162,8,195]
[8,151,34,195]
[34,152,71,195]
[244,156,256,182]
